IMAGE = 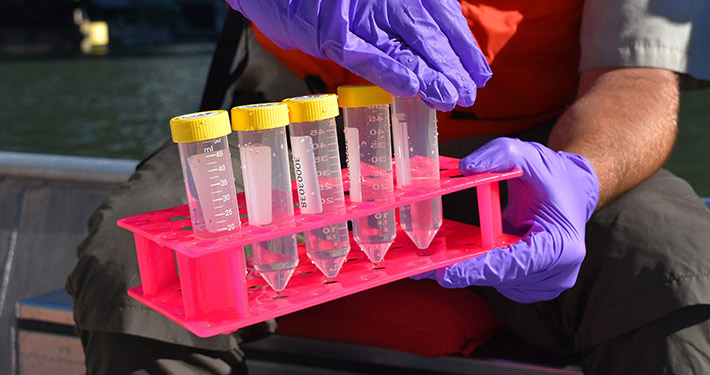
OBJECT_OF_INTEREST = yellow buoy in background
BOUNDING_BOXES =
[81,21,109,55]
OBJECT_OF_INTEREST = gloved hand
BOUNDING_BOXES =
[415,138,599,303]
[225,0,492,111]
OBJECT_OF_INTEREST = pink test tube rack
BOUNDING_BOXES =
[118,156,522,337]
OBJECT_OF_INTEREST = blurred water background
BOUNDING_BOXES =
[0,51,708,196]
[0,49,211,159]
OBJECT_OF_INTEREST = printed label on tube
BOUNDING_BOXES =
[291,136,323,214]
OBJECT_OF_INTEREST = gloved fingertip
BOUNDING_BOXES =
[417,73,458,111]
[458,157,484,175]
[403,71,421,96]
[471,70,492,89]
[456,87,477,107]
[459,160,473,172]
[440,78,460,102]
[421,97,455,112]
[382,71,419,98]
[342,48,420,98]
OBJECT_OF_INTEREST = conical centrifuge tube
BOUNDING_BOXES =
[338,85,396,263]
[391,96,443,249]
[284,94,351,278]
[231,103,298,292]
[170,110,241,238]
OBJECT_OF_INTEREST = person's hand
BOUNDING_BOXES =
[416,138,599,303]
[225,0,491,111]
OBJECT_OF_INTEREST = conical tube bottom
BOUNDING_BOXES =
[305,227,350,278]
[310,255,348,278]
[352,210,396,263]
[404,228,439,249]
[258,268,296,292]
[399,198,443,250]
[358,242,393,263]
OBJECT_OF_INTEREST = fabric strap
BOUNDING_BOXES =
[200,9,249,111]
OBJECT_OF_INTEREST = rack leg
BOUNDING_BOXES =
[477,182,503,248]
[134,234,178,296]
[176,248,249,320]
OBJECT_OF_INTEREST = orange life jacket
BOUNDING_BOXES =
[252,0,583,142]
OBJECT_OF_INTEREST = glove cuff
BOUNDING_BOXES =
[560,151,600,219]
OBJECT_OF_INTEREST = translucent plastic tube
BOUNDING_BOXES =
[231,103,298,292]
[391,96,443,249]
[338,85,396,263]
[284,94,350,278]
[169,110,240,239]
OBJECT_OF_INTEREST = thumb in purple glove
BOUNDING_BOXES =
[430,138,599,303]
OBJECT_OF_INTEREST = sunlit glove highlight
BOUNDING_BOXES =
[225,0,492,111]
[416,138,599,303]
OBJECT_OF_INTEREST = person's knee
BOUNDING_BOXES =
[585,168,710,270]
[590,169,708,236]
[81,330,248,375]
[583,305,710,375]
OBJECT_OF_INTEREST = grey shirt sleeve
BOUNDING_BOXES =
[580,0,710,80]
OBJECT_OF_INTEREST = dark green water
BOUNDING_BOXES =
[0,51,211,160]
[1,52,708,196]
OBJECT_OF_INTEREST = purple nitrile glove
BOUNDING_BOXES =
[225,0,492,111]
[414,138,599,303]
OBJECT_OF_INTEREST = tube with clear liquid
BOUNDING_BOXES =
[338,85,396,263]
[231,103,298,292]
[170,110,240,239]
[391,96,443,249]
[284,94,350,278]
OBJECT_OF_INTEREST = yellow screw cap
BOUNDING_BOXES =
[231,102,290,131]
[283,94,339,123]
[337,85,392,108]
[170,110,231,143]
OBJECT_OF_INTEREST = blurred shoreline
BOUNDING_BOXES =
[0,0,225,58]
[0,42,215,62]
